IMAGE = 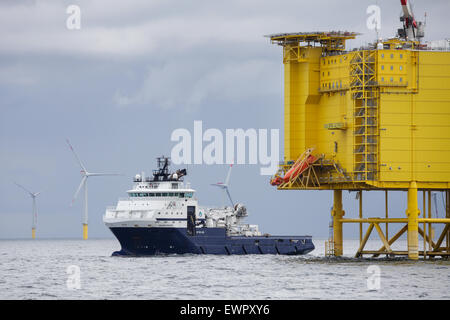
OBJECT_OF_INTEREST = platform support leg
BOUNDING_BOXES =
[406,182,419,260]
[446,191,450,255]
[83,224,88,240]
[332,190,345,256]
[32,228,36,239]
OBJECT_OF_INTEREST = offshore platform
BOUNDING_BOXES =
[268,0,450,260]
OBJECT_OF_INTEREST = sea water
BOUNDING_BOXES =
[0,238,448,299]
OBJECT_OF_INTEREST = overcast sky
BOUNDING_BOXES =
[1,0,449,240]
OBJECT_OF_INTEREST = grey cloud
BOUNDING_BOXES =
[1,0,449,239]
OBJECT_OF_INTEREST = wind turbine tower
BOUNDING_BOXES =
[15,183,41,239]
[66,139,121,240]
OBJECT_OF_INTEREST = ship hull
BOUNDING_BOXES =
[109,227,314,256]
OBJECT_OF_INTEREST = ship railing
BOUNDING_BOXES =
[103,209,156,220]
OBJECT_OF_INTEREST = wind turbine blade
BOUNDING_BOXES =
[225,164,233,186]
[211,183,225,188]
[71,176,87,206]
[225,187,234,207]
[66,139,87,172]
[14,182,33,196]
[87,173,122,177]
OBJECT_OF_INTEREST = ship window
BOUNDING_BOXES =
[162,193,168,197]
[155,193,161,197]
[172,183,178,189]
[399,65,403,71]
[139,193,144,197]
[400,77,403,82]
[186,192,193,198]
[390,77,393,82]
[390,53,394,59]
[381,77,384,82]
[149,193,154,197]
[400,54,403,59]
[179,193,185,198]
[381,65,384,70]
[390,65,393,71]
[381,53,384,58]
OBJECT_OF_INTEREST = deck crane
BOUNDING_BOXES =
[398,0,425,41]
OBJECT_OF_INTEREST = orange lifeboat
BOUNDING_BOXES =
[270,150,318,186]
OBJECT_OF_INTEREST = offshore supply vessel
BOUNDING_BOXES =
[103,156,314,256]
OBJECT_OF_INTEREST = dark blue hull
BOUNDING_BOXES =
[109,227,314,256]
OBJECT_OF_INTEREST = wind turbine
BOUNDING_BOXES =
[15,182,41,239]
[211,164,234,207]
[66,139,121,240]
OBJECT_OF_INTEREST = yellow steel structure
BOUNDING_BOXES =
[268,32,450,259]
[83,224,88,240]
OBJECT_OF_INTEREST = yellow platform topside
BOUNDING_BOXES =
[270,33,450,190]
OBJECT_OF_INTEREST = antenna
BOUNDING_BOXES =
[66,139,122,240]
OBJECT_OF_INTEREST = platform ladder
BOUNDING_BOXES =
[350,50,379,182]
[325,217,335,257]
